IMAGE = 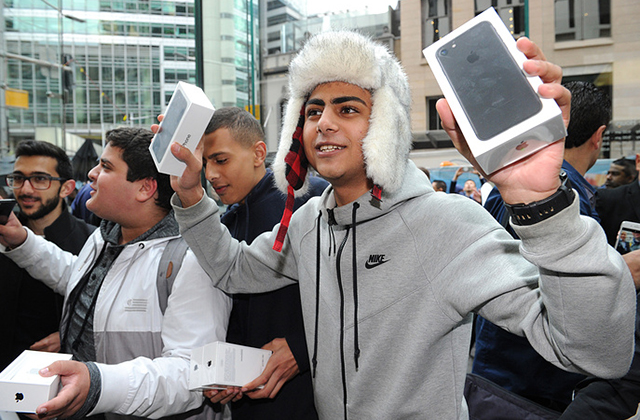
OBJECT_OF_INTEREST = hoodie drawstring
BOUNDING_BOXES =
[313,203,360,420]
[352,202,360,371]
[312,211,322,378]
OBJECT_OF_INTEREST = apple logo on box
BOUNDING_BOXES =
[15,392,23,403]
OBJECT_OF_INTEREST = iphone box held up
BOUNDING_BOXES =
[423,8,566,175]
[189,342,272,390]
[149,81,215,176]
[0,350,73,413]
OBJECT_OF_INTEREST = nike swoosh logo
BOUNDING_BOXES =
[365,259,390,269]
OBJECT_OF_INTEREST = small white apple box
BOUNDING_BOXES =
[423,8,566,175]
[149,81,215,176]
[189,342,272,391]
[0,350,73,413]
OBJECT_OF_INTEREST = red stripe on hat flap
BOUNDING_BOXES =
[273,185,296,252]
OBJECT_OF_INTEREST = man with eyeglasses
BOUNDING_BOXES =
[0,140,95,374]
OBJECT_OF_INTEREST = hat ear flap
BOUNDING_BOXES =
[362,84,412,194]
[273,97,310,197]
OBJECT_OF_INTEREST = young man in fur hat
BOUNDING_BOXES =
[167,31,636,420]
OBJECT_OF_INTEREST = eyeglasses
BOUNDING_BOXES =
[6,174,67,190]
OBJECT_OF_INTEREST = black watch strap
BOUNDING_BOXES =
[505,171,575,226]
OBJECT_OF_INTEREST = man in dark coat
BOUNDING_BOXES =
[596,153,640,246]
[200,107,327,420]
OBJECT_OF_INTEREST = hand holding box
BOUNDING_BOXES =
[0,351,72,413]
[189,342,272,390]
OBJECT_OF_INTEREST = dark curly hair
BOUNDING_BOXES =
[105,127,172,210]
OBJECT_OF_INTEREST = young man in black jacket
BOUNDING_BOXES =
[200,107,327,419]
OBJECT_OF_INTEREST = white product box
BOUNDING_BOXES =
[423,8,566,175]
[0,350,73,413]
[150,81,215,176]
[189,342,272,390]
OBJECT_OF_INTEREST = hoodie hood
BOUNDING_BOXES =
[99,210,180,246]
[317,160,432,228]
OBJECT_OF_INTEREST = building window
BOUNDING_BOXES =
[267,0,286,11]
[267,14,296,26]
[268,31,281,42]
[427,96,444,131]
[555,0,611,41]
[422,0,451,48]
[475,0,526,37]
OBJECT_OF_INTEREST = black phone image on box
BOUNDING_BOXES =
[150,89,188,163]
[436,21,543,140]
[0,199,16,225]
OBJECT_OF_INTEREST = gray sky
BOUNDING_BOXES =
[307,0,397,15]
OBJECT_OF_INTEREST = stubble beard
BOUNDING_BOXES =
[19,192,61,221]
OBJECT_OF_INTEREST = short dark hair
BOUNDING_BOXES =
[15,140,73,180]
[563,81,612,149]
[105,127,172,210]
[204,107,264,149]
[612,157,638,180]
[432,180,447,191]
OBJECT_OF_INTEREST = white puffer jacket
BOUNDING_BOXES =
[3,227,231,419]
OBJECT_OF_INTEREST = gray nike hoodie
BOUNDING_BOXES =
[173,161,635,420]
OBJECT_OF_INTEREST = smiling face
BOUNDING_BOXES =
[12,155,71,221]
[303,81,373,205]
[86,143,144,223]
[202,127,266,205]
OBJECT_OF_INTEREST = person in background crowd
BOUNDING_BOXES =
[473,80,611,412]
[71,181,101,226]
[604,157,637,189]
[597,153,640,246]
[432,180,447,192]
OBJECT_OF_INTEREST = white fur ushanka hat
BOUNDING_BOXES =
[272,30,413,199]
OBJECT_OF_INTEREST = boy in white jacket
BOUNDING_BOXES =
[0,127,231,420]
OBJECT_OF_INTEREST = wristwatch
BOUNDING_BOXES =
[505,171,575,226]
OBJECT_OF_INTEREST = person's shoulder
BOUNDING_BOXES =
[597,182,636,200]
[64,214,97,240]
[406,187,495,225]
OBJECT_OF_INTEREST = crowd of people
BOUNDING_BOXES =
[0,29,639,420]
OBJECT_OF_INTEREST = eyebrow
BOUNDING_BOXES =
[100,157,113,168]
[305,96,368,107]
[206,152,228,160]
[11,171,52,176]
